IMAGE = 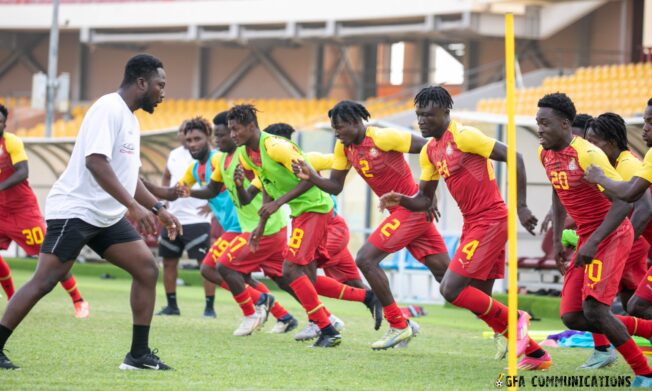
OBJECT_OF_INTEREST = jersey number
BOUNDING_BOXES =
[585,259,603,283]
[22,227,44,246]
[289,228,305,252]
[359,159,374,178]
[436,160,451,178]
[212,237,230,258]
[380,218,401,237]
[550,170,570,190]
[461,240,479,261]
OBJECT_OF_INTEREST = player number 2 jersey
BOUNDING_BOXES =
[539,136,622,237]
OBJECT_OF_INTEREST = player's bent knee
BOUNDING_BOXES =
[561,312,584,330]
[627,296,652,319]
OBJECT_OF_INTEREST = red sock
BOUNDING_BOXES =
[616,315,652,339]
[60,275,82,303]
[0,257,14,300]
[246,285,262,303]
[615,338,652,375]
[592,333,611,349]
[252,281,270,294]
[383,302,408,329]
[289,275,330,329]
[315,276,366,302]
[233,291,255,316]
[525,338,544,356]
[271,302,289,319]
[452,286,509,328]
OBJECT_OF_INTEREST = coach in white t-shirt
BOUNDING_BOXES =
[0,54,180,371]
[153,121,216,318]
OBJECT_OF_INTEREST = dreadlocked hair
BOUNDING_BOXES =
[227,104,259,127]
[183,116,212,137]
[586,112,628,152]
[414,86,454,109]
[328,100,371,124]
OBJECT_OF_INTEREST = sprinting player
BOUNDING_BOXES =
[175,112,300,335]
[229,104,349,348]
[537,92,652,387]
[0,104,90,318]
[293,101,447,350]
[580,113,652,369]
[585,98,652,321]
[265,123,388,341]
[155,120,215,318]
[539,114,593,233]
[377,86,548,369]
[146,116,278,336]
[0,54,181,370]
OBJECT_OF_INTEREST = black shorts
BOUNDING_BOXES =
[158,222,211,261]
[41,217,142,262]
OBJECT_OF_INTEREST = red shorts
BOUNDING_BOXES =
[0,207,45,256]
[368,207,446,262]
[325,214,349,256]
[634,266,652,302]
[202,232,240,268]
[284,210,333,266]
[560,223,633,315]
[621,236,649,291]
[448,218,507,281]
[217,228,286,278]
[317,213,361,282]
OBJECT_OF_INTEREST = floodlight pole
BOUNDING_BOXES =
[45,0,60,138]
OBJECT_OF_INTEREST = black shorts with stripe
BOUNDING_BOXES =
[158,222,211,261]
[41,217,142,262]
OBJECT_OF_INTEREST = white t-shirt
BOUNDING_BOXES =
[46,92,141,227]
[166,146,211,225]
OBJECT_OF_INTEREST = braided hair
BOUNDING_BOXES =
[413,86,454,109]
[585,112,628,152]
[227,104,259,127]
[328,100,371,124]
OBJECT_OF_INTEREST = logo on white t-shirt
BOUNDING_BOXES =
[120,143,136,155]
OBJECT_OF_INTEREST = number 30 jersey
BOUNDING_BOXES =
[332,126,418,211]
[539,136,622,237]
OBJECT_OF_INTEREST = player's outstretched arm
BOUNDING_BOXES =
[258,179,313,219]
[188,180,223,200]
[551,191,569,275]
[141,177,178,201]
[576,197,632,268]
[585,165,651,202]
[379,179,439,219]
[293,159,348,195]
[408,134,428,154]
[0,161,28,191]
[489,142,537,234]
[630,191,652,239]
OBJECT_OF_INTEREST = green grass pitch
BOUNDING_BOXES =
[0,258,638,390]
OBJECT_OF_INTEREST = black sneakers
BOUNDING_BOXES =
[0,351,19,370]
[156,306,180,316]
[119,349,173,370]
[364,291,383,330]
[311,333,342,348]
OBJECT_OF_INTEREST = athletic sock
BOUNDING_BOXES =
[615,338,652,376]
[592,333,611,351]
[0,325,13,351]
[314,276,366,302]
[130,324,150,358]
[271,303,290,320]
[251,281,270,294]
[248,278,289,318]
[165,292,177,309]
[0,257,15,300]
[60,275,82,303]
[205,295,215,310]
[233,291,255,316]
[525,340,545,358]
[289,275,330,329]
[616,315,652,339]
[383,302,408,329]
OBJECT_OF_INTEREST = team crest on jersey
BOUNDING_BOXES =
[369,147,379,157]
[568,158,577,171]
[446,143,453,156]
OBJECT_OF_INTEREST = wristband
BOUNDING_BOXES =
[151,201,166,215]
